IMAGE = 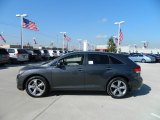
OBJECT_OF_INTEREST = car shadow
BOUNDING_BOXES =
[47,83,151,98]
[126,83,151,98]
[48,91,107,97]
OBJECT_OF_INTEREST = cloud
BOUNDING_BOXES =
[100,18,107,23]
[96,34,107,39]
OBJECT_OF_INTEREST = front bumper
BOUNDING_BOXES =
[17,74,25,90]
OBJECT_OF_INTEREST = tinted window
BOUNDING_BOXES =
[18,49,28,54]
[109,56,123,64]
[8,49,15,53]
[88,54,109,65]
[33,50,41,54]
[43,50,48,53]
[0,48,8,54]
[138,55,143,57]
[60,54,84,66]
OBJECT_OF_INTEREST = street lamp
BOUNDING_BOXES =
[77,39,82,51]
[16,14,28,49]
[60,32,66,51]
[114,21,125,53]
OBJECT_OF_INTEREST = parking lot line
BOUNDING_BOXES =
[32,96,62,120]
[151,113,160,119]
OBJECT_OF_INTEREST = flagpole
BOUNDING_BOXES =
[114,21,125,53]
[60,32,66,51]
[20,16,23,49]
[117,23,120,53]
[16,14,27,49]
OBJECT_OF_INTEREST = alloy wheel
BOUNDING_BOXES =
[109,79,127,98]
[27,79,46,97]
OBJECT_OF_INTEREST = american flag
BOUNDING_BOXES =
[119,28,123,44]
[23,18,39,31]
[0,34,6,43]
[64,34,71,41]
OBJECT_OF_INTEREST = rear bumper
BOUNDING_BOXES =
[128,76,143,90]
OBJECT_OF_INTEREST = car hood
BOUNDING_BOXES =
[21,63,48,71]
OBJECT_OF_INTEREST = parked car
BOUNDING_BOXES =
[48,50,54,59]
[17,51,143,98]
[59,50,64,56]
[32,49,43,61]
[40,49,50,60]
[129,54,156,63]
[25,49,41,61]
[53,50,60,58]
[146,54,160,63]
[7,48,28,63]
[0,48,9,65]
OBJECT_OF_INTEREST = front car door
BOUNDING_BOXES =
[51,53,85,90]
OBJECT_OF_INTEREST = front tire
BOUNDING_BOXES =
[25,76,49,97]
[107,77,128,98]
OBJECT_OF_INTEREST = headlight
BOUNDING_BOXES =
[18,70,25,75]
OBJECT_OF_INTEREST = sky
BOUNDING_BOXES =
[0,0,160,48]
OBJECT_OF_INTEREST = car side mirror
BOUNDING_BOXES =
[56,62,61,68]
[56,61,64,68]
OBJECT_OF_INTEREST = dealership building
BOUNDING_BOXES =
[95,45,160,54]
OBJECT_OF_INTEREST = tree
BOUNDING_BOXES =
[107,37,117,53]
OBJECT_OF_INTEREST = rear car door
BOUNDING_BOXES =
[51,53,85,90]
[85,53,111,91]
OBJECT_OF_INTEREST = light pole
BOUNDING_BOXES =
[16,14,28,49]
[77,39,82,51]
[60,32,66,51]
[114,21,125,53]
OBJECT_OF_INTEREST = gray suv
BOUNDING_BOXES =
[17,52,143,98]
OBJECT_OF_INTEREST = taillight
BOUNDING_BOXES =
[133,66,141,73]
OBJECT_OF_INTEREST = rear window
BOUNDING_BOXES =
[18,49,28,54]
[59,51,63,53]
[7,49,15,53]
[44,50,49,53]
[0,48,8,54]
[33,50,41,54]
[109,56,123,64]
[53,50,57,53]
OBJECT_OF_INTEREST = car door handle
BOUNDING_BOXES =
[78,68,83,71]
[106,67,112,70]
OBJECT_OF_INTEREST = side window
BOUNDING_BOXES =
[8,49,15,53]
[88,54,109,65]
[138,55,143,57]
[109,56,123,64]
[60,54,84,66]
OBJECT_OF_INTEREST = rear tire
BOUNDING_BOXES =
[107,77,128,98]
[25,76,49,97]
[141,59,146,63]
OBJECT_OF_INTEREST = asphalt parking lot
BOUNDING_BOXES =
[0,63,160,120]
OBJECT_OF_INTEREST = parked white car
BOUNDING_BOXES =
[6,48,29,63]
[53,50,61,58]
[129,54,156,63]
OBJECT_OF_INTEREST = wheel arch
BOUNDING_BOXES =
[106,75,129,88]
[23,74,51,90]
